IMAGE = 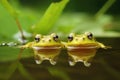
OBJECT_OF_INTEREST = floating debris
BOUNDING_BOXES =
[13,30,32,44]
[0,42,18,47]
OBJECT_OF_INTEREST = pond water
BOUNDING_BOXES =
[0,38,120,80]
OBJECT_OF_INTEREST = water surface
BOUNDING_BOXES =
[0,38,120,80]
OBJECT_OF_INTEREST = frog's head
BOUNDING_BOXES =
[33,33,61,47]
[67,32,97,46]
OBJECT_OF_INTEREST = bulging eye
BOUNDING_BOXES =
[53,35,59,42]
[87,32,93,40]
[35,34,41,42]
[68,36,73,41]
[68,33,74,41]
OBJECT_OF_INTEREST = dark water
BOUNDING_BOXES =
[0,38,120,80]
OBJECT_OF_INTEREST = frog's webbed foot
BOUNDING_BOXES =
[83,61,91,67]
[50,59,57,65]
[68,56,76,66]
[34,55,43,64]
[35,59,43,64]
[49,56,58,65]
[69,61,76,66]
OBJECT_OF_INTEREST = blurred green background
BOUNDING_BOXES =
[0,0,120,42]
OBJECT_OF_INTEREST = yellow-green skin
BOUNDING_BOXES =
[22,33,64,65]
[21,32,108,66]
[64,32,108,67]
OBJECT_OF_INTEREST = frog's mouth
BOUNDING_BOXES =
[32,46,61,50]
[67,44,99,49]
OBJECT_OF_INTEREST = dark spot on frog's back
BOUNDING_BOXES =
[82,37,85,40]
[42,40,45,43]
[75,38,78,41]
[48,39,51,42]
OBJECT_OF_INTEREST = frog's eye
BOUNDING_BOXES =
[35,34,41,42]
[68,33,74,41]
[68,36,73,41]
[87,32,93,40]
[53,35,59,42]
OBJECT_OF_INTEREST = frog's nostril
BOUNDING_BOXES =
[79,37,85,41]
[82,38,85,40]
[75,38,78,41]
[42,40,45,42]
[48,39,51,42]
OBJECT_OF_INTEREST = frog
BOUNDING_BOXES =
[64,32,109,67]
[21,33,63,65]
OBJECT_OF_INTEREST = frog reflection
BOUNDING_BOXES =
[22,33,63,65]
[64,32,108,67]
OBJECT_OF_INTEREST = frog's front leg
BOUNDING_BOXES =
[68,56,76,66]
[21,42,34,48]
[49,55,59,65]
[34,54,43,64]
[97,42,109,49]
[82,55,94,67]
[49,58,56,65]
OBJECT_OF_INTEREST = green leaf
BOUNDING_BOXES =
[32,0,69,34]
[0,3,18,39]
[0,0,18,19]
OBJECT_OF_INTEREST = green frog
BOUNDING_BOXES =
[21,33,63,65]
[64,32,109,67]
